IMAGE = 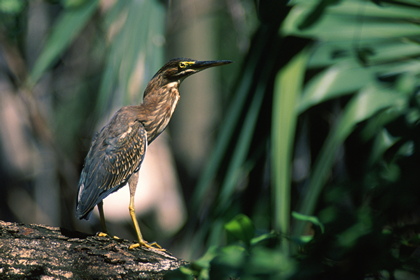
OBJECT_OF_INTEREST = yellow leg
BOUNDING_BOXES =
[128,172,164,251]
[128,195,146,247]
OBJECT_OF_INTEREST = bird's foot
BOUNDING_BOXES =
[97,232,120,239]
[129,241,166,251]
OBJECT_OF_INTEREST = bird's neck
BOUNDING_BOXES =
[140,80,181,144]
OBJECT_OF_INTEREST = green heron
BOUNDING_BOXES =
[76,58,232,249]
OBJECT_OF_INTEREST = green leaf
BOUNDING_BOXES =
[298,61,370,113]
[248,247,296,278]
[216,81,265,208]
[193,246,219,270]
[217,245,247,268]
[293,84,407,238]
[191,35,269,214]
[292,211,324,233]
[0,0,25,14]
[337,207,372,248]
[224,214,255,245]
[272,49,309,255]
[285,0,420,41]
[96,0,164,115]
[177,267,196,279]
[191,66,255,211]
[190,246,219,280]
[29,0,98,86]
[297,0,341,30]
[250,231,277,246]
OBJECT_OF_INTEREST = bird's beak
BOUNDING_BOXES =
[193,60,233,71]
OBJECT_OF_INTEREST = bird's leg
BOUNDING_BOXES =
[98,201,108,235]
[97,201,120,239]
[128,171,165,251]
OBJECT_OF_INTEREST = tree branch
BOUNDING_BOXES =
[0,220,187,279]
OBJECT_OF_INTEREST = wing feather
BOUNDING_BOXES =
[76,111,147,220]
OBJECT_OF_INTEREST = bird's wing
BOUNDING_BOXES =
[76,118,147,219]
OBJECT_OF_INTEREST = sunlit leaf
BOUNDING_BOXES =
[298,61,370,113]
[224,214,255,245]
[272,49,308,250]
[285,0,420,41]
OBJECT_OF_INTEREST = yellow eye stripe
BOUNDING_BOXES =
[179,61,195,68]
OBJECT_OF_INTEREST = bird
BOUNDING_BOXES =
[76,58,232,250]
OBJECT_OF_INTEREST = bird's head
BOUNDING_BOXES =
[143,58,232,100]
[153,58,233,83]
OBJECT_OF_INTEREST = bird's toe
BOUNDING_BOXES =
[129,241,165,251]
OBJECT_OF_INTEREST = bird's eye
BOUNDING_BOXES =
[179,61,194,69]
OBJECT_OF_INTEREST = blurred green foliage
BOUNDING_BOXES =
[0,0,25,14]
[177,0,420,279]
[1,0,420,279]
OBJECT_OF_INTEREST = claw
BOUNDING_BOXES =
[129,241,166,251]
[97,232,120,240]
